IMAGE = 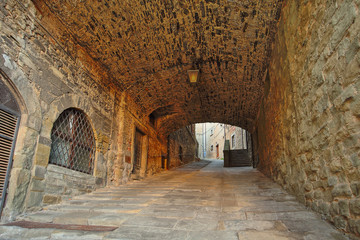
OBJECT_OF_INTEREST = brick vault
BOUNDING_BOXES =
[32,0,283,135]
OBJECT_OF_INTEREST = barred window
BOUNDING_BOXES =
[49,108,95,174]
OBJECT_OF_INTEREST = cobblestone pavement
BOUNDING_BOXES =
[0,160,349,239]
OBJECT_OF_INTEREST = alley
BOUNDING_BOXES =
[0,160,347,240]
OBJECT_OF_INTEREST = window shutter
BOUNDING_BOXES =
[0,107,20,211]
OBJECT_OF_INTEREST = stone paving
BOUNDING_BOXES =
[0,160,350,239]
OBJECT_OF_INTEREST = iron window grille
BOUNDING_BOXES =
[49,108,95,174]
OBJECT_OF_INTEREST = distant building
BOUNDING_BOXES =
[195,123,247,159]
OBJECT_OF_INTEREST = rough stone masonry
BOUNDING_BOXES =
[0,0,359,238]
[255,0,360,237]
[0,0,197,223]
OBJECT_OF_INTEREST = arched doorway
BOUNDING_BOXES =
[0,76,21,215]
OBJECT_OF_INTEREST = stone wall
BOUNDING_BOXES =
[168,126,198,168]
[255,0,360,237]
[0,0,198,221]
[226,125,247,150]
[0,0,113,219]
[42,165,97,205]
[195,123,248,159]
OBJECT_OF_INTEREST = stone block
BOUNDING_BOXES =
[42,195,61,205]
[350,199,360,215]
[26,191,44,208]
[330,1,356,49]
[329,158,343,173]
[30,178,45,192]
[328,176,338,187]
[95,177,104,186]
[5,168,31,211]
[305,192,313,200]
[333,85,357,109]
[330,202,339,217]
[332,184,352,198]
[32,165,46,180]
[45,170,64,180]
[338,200,350,217]
[48,164,94,181]
[18,52,37,71]
[350,153,360,167]
[44,183,64,195]
[33,143,51,167]
[27,115,42,133]
[318,202,330,216]
[348,220,360,236]
[351,182,360,196]
[314,190,323,200]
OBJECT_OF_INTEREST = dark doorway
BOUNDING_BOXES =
[161,155,166,169]
[179,145,183,162]
[132,129,144,174]
[216,144,219,158]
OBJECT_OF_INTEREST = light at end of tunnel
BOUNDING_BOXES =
[188,70,199,83]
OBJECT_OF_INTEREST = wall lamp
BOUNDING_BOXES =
[188,70,199,83]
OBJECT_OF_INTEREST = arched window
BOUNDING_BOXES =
[49,108,95,174]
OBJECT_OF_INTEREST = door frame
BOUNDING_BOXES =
[131,126,148,178]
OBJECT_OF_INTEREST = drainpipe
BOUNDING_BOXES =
[203,123,206,158]
[242,129,244,149]
[202,123,205,158]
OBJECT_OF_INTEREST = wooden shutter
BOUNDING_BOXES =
[0,107,20,212]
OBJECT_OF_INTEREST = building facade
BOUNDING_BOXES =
[195,123,248,159]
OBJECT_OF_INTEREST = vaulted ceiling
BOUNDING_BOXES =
[33,0,283,135]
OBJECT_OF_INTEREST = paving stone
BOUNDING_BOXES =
[237,230,299,240]
[104,226,188,240]
[281,219,338,233]
[224,220,276,231]
[0,160,348,239]
[245,211,278,220]
[88,214,131,226]
[220,211,247,220]
[50,230,106,240]
[174,218,219,231]
[92,206,143,214]
[17,211,62,223]
[187,230,238,240]
[122,216,178,229]
[19,228,56,240]
[0,226,27,239]
[277,211,319,220]
[139,208,196,218]
[52,211,99,225]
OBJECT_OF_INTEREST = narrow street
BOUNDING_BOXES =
[0,160,346,239]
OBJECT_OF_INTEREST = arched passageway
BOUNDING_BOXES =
[0,0,359,238]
